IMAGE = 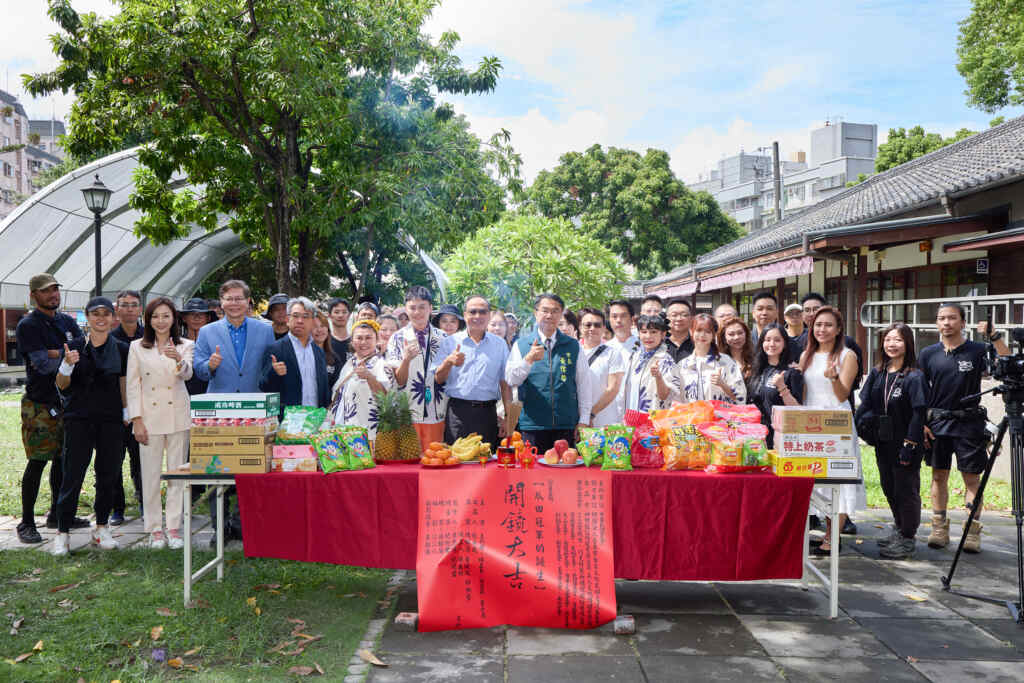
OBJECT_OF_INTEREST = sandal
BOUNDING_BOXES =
[811,538,841,556]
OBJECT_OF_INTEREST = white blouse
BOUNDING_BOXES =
[329,354,395,440]
[675,351,747,403]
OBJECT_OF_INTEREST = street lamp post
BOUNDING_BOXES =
[81,174,112,296]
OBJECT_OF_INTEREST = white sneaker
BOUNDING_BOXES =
[149,530,167,550]
[166,529,184,550]
[51,532,70,557]
[91,524,120,550]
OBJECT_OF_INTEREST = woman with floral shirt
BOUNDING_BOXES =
[675,313,747,403]
[622,314,679,412]
[330,321,394,440]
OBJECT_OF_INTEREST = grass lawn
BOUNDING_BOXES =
[1,549,391,681]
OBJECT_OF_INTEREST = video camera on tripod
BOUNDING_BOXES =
[942,326,1024,624]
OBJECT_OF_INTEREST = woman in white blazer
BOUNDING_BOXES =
[126,297,194,549]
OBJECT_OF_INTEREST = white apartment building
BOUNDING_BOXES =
[689,121,878,233]
[0,89,30,220]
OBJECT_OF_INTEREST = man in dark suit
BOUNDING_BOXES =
[260,297,330,417]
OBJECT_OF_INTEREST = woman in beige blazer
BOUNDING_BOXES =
[126,297,194,549]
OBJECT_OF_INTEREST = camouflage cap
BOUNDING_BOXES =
[28,273,59,292]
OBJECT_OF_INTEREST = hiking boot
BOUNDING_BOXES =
[91,525,120,550]
[964,520,983,554]
[879,536,916,560]
[51,532,70,557]
[927,515,949,549]
[877,526,901,548]
[16,522,42,544]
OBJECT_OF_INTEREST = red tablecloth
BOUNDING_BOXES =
[235,464,813,581]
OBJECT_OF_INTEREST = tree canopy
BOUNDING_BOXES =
[443,213,626,319]
[957,0,1024,112]
[526,145,740,279]
[874,126,976,173]
[26,0,519,295]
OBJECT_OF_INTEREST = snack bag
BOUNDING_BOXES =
[277,406,327,444]
[601,425,634,471]
[624,409,652,428]
[661,424,709,470]
[339,426,375,470]
[742,438,770,468]
[577,427,605,467]
[630,424,663,468]
[710,401,762,424]
[311,427,354,473]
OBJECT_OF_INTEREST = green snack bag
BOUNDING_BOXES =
[312,427,353,473]
[601,425,634,471]
[577,427,605,467]
[340,426,375,470]
[742,438,769,467]
[277,406,327,444]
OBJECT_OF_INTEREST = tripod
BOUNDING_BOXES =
[940,381,1024,623]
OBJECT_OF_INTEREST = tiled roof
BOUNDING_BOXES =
[695,114,1024,270]
[0,90,28,119]
[28,120,66,137]
[26,145,62,165]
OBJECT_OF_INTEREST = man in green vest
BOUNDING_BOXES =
[505,293,593,453]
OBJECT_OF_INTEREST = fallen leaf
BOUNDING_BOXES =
[31,568,44,575]
[246,597,257,607]
[132,639,141,647]
[184,664,199,671]
[286,618,306,625]
[168,657,183,669]
[357,649,387,667]
[11,577,41,584]
[340,592,367,599]
[185,599,210,609]
[183,646,202,656]
[855,539,864,545]
[33,640,43,651]
[156,608,176,617]
[269,589,282,595]
[15,652,35,663]
[253,607,262,616]
[907,656,918,663]
[111,571,129,576]
[58,599,75,609]
[49,581,82,593]
[267,640,295,654]
[873,524,884,529]
[151,625,164,641]
[294,632,316,640]
[288,666,314,676]
[901,593,928,602]
[314,663,324,675]
[253,583,281,591]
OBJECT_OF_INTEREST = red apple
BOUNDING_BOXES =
[544,448,560,464]
[560,448,578,464]
[554,439,569,456]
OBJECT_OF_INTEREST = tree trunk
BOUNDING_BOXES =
[356,222,375,300]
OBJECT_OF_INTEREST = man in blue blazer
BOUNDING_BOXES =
[194,280,276,393]
[259,297,330,417]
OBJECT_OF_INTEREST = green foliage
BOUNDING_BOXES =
[443,213,627,318]
[25,0,519,295]
[526,144,740,279]
[957,0,1024,112]
[846,172,872,187]
[875,126,977,173]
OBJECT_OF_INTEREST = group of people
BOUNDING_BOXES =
[15,271,1007,562]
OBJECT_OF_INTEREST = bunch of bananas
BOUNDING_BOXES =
[452,433,492,461]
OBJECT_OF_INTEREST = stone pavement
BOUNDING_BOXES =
[0,510,233,551]
[5,507,1024,681]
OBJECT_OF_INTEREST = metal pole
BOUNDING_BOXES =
[93,212,102,296]
[772,141,782,222]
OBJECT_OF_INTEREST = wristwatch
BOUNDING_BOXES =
[989,331,1003,342]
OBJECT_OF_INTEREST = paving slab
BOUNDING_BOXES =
[923,578,1024,620]
[378,626,505,656]
[632,614,764,657]
[365,653,504,682]
[740,615,893,659]
[508,655,644,683]
[506,626,633,656]
[641,655,783,682]
[716,583,836,617]
[859,617,1024,661]
[909,659,1024,682]
[773,656,928,682]
[972,618,1024,655]
[614,580,730,614]
[837,582,961,619]
[830,556,906,585]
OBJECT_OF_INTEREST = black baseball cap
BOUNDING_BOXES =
[85,296,115,314]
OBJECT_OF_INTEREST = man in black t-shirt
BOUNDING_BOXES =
[110,290,144,524]
[326,297,350,370]
[51,297,130,557]
[919,303,990,553]
[14,274,88,544]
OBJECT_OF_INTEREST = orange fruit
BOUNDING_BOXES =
[428,441,447,450]
[444,457,459,466]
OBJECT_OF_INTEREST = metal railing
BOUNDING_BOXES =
[859,293,1024,369]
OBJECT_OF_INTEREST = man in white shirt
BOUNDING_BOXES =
[578,308,625,427]
[606,299,638,420]
[505,293,592,452]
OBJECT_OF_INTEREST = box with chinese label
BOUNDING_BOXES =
[190,419,278,436]
[771,452,861,480]
[271,445,318,472]
[190,448,272,474]
[774,432,857,460]
[189,393,280,419]
[771,406,853,436]
[190,434,276,456]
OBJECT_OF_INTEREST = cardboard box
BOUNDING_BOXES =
[775,432,857,460]
[190,393,280,419]
[189,434,275,456]
[190,421,278,436]
[772,452,861,480]
[190,447,272,474]
[771,406,853,435]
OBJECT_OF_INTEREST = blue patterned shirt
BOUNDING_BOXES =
[227,318,248,367]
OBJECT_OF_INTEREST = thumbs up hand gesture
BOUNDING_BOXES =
[63,343,80,366]
[209,344,223,370]
[448,343,465,367]
[271,354,287,376]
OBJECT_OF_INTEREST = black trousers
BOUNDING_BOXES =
[57,420,122,533]
[112,425,143,513]
[875,440,922,539]
[520,429,576,454]
[444,398,499,447]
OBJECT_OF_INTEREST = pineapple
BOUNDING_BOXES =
[374,390,421,461]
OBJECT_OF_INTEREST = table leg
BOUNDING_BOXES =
[801,513,810,588]
[216,485,224,581]
[829,486,839,619]
[184,482,192,606]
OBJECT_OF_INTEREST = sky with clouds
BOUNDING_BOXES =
[4,0,1021,184]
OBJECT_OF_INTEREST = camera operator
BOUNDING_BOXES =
[920,303,990,553]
